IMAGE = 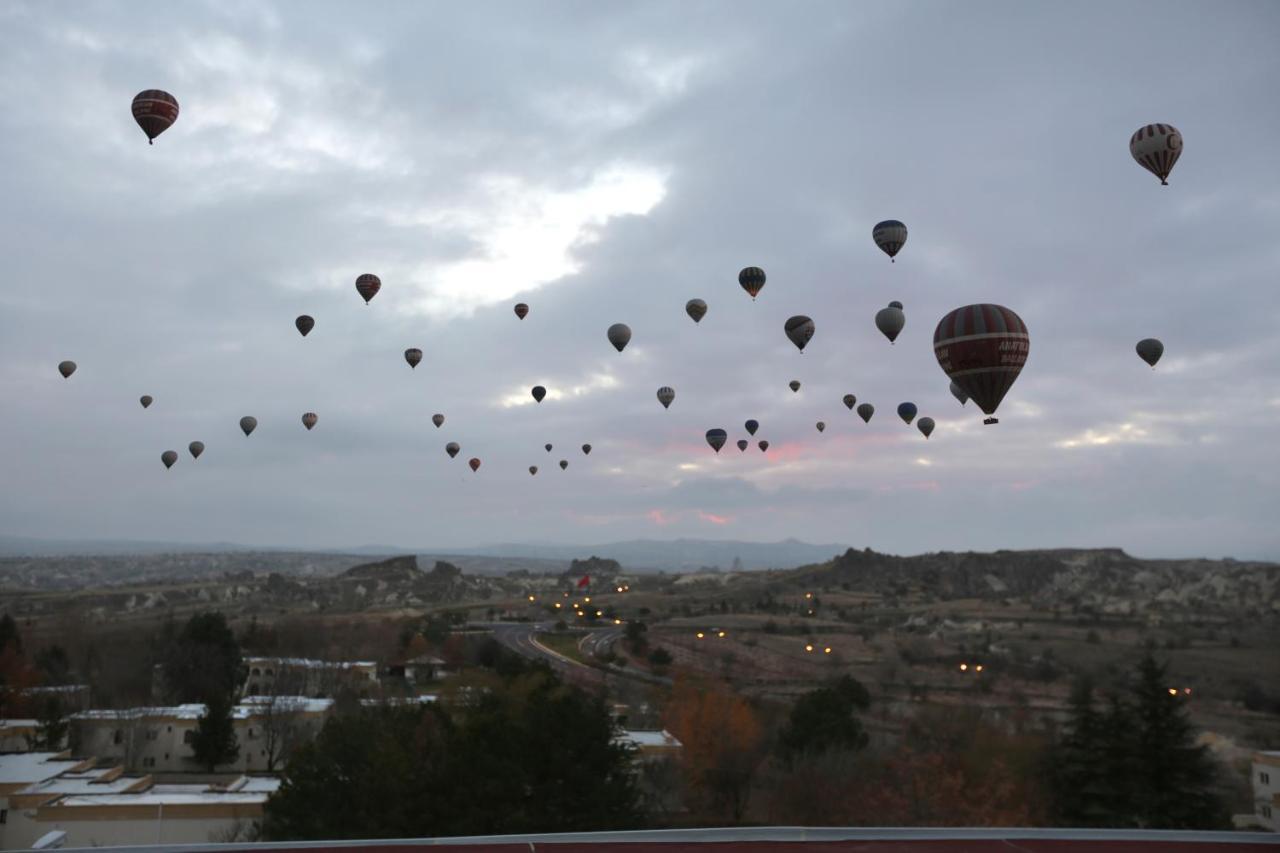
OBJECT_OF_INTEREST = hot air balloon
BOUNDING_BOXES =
[745,419,759,436]
[514,303,529,320]
[1130,124,1182,185]
[532,386,546,403]
[529,466,538,475]
[789,380,801,393]
[607,323,632,352]
[545,443,553,452]
[934,304,1029,425]
[735,439,748,452]
[559,460,569,470]
[706,429,728,453]
[657,386,675,409]
[739,266,765,300]
[295,315,314,337]
[857,403,874,423]
[888,301,903,310]
[785,315,815,352]
[918,417,935,439]
[686,299,707,323]
[950,381,969,406]
[469,458,481,472]
[843,394,856,410]
[404,348,423,369]
[161,450,178,469]
[582,444,592,455]
[302,412,318,430]
[131,90,179,144]
[238,416,257,436]
[876,304,905,344]
[58,361,76,379]
[758,440,769,452]
[432,414,445,428]
[1136,338,1164,368]
[816,421,826,433]
[897,402,917,424]
[355,273,381,304]
[188,441,204,460]
[140,395,153,409]
[446,442,460,458]
[872,220,908,262]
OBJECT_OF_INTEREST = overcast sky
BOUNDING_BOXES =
[1,1,1277,559]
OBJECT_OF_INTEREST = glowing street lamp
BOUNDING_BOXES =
[959,663,968,671]
[805,644,814,653]
[696,632,705,639]
[823,646,832,654]
[975,665,984,673]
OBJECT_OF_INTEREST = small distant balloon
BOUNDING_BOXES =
[532,386,546,403]
[686,299,707,323]
[295,315,314,337]
[469,458,481,472]
[917,417,935,439]
[843,394,856,410]
[1129,123,1182,186]
[1136,338,1164,368]
[607,323,632,352]
[404,348,423,369]
[888,301,903,310]
[140,395,153,409]
[872,219,908,262]
[950,381,969,406]
[161,450,178,469]
[758,440,770,452]
[529,466,538,475]
[816,421,826,433]
[897,403,917,425]
[706,429,728,453]
[745,419,759,436]
[302,412,318,431]
[514,303,529,320]
[432,414,445,428]
[132,89,179,144]
[355,273,381,304]
[559,459,569,470]
[446,442,460,459]
[188,441,204,460]
[737,439,749,452]
[582,444,592,455]
[239,416,257,436]
[785,315,815,352]
[58,361,76,379]
[545,443,553,452]
[739,266,766,300]
[657,386,675,409]
[876,304,905,344]
[789,380,801,393]
[857,403,874,423]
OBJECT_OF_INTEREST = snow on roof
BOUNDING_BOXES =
[245,656,377,670]
[71,704,253,721]
[0,753,79,785]
[49,791,270,808]
[17,768,140,797]
[238,696,334,714]
[0,718,39,728]
[614,729,682,749]
[360,695,438,707]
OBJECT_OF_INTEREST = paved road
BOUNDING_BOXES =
[477,621,670,686]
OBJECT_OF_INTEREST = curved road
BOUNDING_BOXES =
[479,621,669,686]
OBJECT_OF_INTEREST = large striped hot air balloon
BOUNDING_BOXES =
[739,267,765,300]
[686,299,707,323]
[785,315,815,352]
[933,304,1029,425]
[872,220,908,262]
[355,274,381,304]
[657,386,675,409]
[1129,124,1182,185]
[131,90,179,144]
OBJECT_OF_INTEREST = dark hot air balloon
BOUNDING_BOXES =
[706,429,728,453]
[432,414,445,428]
[950,381,969,406]
[545,443,553,452]
[1136,338,1164,368]
[739,266,765,300]
[897,402,917,424]
[789,380,801,393]
[132,90,179,144]
[295,315,314,337]
[657,386,675,409]
[737,439,749,452]
[876,303,905,344]
[816,421,825,433]
[188,441,204,460]
[857,403,874,423]
[607,323,632,352]
[843,394,856,410]
[532,386,546,403]
[529,466,538,475]
[581,444,592,455]
[355,273,381,304]
[302,412,318,430]
[469,458,481,472]
[404,348,423,369]
[744,419,759,436]
[758,440,769,452]
[872,220,908,262]
[514,303,529,320]
[58,361,76,379]
[140,395,153,409]
[1130,124,1182,185]
[239,416,257,436]
[686,299,707,323]
[446,442,460,458]
[161,450,178,469]
[888,300,903,309]
[560,459,569,470]
[785,315,815,352]
[917,417,935,438]
[934,304,1029,425]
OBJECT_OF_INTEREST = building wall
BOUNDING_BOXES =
[1252,754,1280,831]
[4,803,262,849]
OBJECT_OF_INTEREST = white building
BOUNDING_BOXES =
[241,656,379,698]
[1252,750,1280,831]
[0,720,40,752]
[613,729,683,762]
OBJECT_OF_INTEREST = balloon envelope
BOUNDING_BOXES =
[161,450,178,469]
[657,386,675,409]
[758,440,769,452]
[446,442,460,458]
[607,323,632,352]
[559,460,569,470]
[188,441,204,459]
[739,266,766,299]
[897,402,917,424]
[582,444,592,455]
[686,299,707,323]
[918,417,935,438]
[302,412,318,430]
[529,466,538,475]
[843,394,856,410]
[469,458,481,472]
[737,439,749,452]
[706,429,728,453]
[745,419,759,436]
[295,315,314,337]
[857,403,874,423]
[933,304,1029,424]
[355,273,381,304]
[140,395,153,409]
[789,380,801,393]
[404,348,423,369]
[58,361,76,379]
[545,443,553,452]
[514,303,529,320]
[239,416,257,436]
[132,90,179,143]
[816,421,825,432]
[872,219,908,261]
[785,315,815,352]
[1129,123,1182,185]
[532,386,546,403]
[432,414,445,428]
[875,306,905,343]
[1136,338,1164,367]
[950,381,969,406]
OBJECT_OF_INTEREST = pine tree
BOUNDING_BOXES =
[191,693,240,772]
[1050,678,1115,826]
[777,675,871,761]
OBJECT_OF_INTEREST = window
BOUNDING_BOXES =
[247,727,256,739]
[252,667,261,676]
[183,730,195,744]
[164,753,169,760]
[167,726,172,733]
[113,729,123,745]
[1,809,8,825]
[1261,771,1271,785]
[1262,804,1273,819]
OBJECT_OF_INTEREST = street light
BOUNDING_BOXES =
[823,646,832,654]
[975,664,984,673]
[696,632,705,639]
[959,663,968,671]
[804,644,814,653]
